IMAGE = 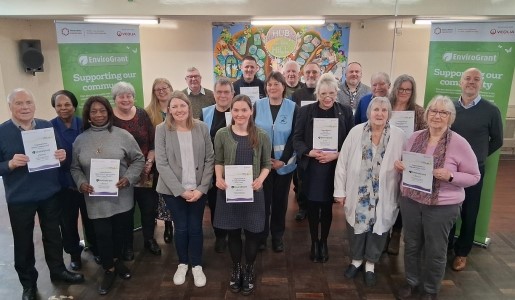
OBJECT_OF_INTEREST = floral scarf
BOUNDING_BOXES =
[354,122,390,234]
[404,129,452,205]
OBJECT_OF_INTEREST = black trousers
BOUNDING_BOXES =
[7,195,66,289]
[92,209,132,270]
[262,169,293,240]
[449,166,485,256]
[207,183,227,239]
[57,188,97,255]
[126,187,158,247]
[295,168,308,211]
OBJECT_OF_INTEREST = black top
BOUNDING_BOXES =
[291,87,316,107]
[233,76,266,99]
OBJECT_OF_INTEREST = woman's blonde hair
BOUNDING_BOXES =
[165,91,194,131]
[145,78,173,127]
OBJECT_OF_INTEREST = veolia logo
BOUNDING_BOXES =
[442,51,497,64]
[78,54,129,66]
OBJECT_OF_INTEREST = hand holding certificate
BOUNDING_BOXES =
[21,128,60,172]
[89,158,120,197]
[225,165,253,203]
[313,118,339,152]
[401,151,434,194]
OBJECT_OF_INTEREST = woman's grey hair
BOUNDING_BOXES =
[111,81,136,100]
[424,95,456,126]
[389,74,417,110]
[315,73,339,98]
[366,96,393,120]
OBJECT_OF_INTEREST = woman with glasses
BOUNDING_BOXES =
[386,74,427,255]
[145,78,175,245]
[395,95,480,300]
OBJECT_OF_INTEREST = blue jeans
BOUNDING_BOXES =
[163,194,206,266]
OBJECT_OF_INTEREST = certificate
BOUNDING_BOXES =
[390,111,415,138]
[225,165,253,203]
[90,158,120,197]
[239,86,260,104]
[313,118,338,152]
[301,100,316,107]
[402,151,434,194]
[21,128,60,172]
[225,112,232,126]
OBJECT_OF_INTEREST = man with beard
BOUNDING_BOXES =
[337,62,371,111]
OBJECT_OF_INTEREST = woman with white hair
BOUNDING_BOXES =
[334,96,405,286]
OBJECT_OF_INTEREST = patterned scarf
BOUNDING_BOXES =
[404,129,452,205]
[354,122,391,234]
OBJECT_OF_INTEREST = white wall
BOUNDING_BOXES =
[1,18,514,123]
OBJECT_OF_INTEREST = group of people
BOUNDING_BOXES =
[0,56,503,300]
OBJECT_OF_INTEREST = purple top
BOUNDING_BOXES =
[402,129,481,206]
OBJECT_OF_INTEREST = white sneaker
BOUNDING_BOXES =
[191,265,206,287]
[173,264,188,285]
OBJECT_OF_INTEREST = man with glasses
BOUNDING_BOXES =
[337,62,371,112]
[448,67,503,272]
[182,67,215,119]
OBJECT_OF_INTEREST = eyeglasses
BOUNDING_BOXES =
[428,109,451,117]
[398,88,412,94]
[153,87,169,93]
[186,75,201,79]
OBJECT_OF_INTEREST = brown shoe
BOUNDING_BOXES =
[452,256,467,271]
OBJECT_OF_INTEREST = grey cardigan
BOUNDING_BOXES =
[155,120,214,197]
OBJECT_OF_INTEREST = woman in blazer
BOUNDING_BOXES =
[155,91,214,288]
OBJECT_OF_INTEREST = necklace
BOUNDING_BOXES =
[94,133,108,155]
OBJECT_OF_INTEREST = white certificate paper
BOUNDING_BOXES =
[239,86,260,104]
[225,112,232,126]
[225,165,254,203]
[313,118,339,152]
[402,151,434,194]
[301,100,316,107]
[390,111,415,138]
[21,128,60,172]
[90,158,120,197]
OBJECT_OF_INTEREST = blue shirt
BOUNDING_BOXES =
[51,116,82,188]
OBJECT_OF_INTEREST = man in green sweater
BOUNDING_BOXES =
[182,67,215,119]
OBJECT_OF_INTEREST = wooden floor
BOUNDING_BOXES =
[1,161,515,300]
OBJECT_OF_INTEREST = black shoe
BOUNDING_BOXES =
[344,264,362,279]
[98,270,116,295]
[258,240,267,251]
[122,248,134,261]
[70,255,82,271]
[50,270,85,284]
[310,241,321,263]
[94,255,102,265]
[319,241,328,263]
[164,221,173,244]
[295,209,307,221]
[272,238,284,253]
[114,260,131,279]
[241,264,255,296]
[397,283,418,300]
[215,237,227,253]
[229,262,242,293]
[144,239,162,256]
[364,271,377,287]
[22,287,37,300]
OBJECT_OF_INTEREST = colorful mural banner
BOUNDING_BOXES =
[212,23,350,81]
[424,21,515,245]
[55,22,144,116]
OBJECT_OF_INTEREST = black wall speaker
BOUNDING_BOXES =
[19,39,44,75]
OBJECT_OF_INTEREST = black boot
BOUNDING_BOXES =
[319,240,329,263]
[164,221,173,244]
[229,262,242,293]
[241,264,255,296]
[310,240,321,263]
[98,270,116,295]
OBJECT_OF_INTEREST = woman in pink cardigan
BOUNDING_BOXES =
[394,95,480,300]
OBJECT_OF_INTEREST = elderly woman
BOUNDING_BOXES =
[334,97,405,287]
[50,90,98,270]
[386,74,427,255]
[155,91,214,288]
[145,78,175,244]
[254,71,298,252]
[71,96,144,295]
[293,73,354,263]
[354,72,391,124]
[112,82,161,259]
[213,95,271,295]
[395,95,480,300]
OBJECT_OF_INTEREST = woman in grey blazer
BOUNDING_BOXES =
[155,91,214,288]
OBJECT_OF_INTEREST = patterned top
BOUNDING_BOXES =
[113,107,155,157]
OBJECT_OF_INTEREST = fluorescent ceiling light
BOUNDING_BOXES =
[413,17,493,25]
[251,19,325,26]
[84,17,160,25]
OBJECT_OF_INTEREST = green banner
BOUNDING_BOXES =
[424,22,515,245]
[56,22,144,116]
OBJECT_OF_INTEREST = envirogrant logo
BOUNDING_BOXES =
[441,51,497,64]
[78,53,129,66]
